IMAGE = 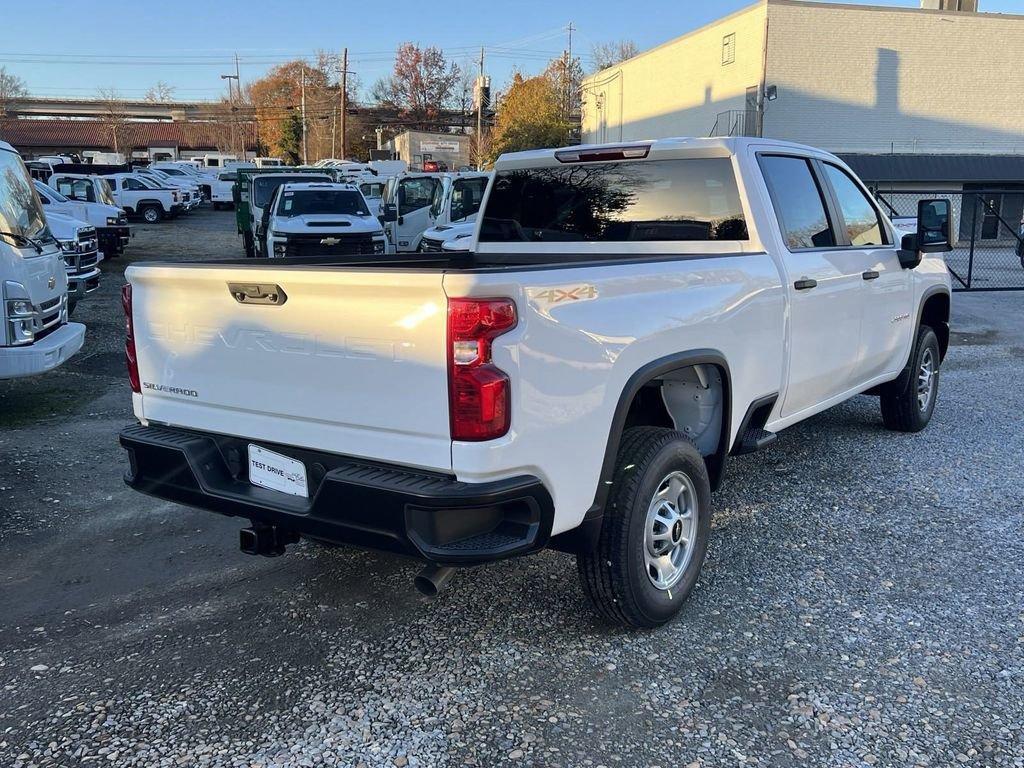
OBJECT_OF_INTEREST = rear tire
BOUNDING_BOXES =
[880,324,940,432]
[141,205,162,224]
[577,427,712,628]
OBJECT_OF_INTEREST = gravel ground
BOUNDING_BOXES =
[1,207,1022,767]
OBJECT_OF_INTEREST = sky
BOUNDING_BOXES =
[4,0,1023,102]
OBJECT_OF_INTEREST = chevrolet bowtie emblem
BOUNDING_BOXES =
[320,237,340,246]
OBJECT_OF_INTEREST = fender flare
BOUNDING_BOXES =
[592,349,732,512]
[550,349,733,556]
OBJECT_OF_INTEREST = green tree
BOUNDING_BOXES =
[488,73,569,163]
[278,112,304,164]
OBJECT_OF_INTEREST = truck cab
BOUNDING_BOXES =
[33,180,129,258]
[0,141,85,379]
[264,182,386,258]
[100,173,181,222]
[417,173,491,252]
[382,172,489,253]
[235,169,333,257]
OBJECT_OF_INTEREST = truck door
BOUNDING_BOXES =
[758,154,864,418]
[819,162,913,383]
[393,175,440,251]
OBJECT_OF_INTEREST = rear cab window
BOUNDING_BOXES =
[479,158,748,243]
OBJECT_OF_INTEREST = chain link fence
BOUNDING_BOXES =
[873,189,1024,291]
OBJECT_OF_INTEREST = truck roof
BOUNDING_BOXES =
[494,136,838,170]
[278,182,358,192]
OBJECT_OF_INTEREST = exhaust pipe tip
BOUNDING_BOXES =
[414,565,456,597]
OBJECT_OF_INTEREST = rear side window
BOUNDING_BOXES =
[822,164,888,246]
[450,176,488,222]
[758,155,835,249]
[479,158,747,243]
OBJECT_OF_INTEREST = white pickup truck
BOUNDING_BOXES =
[45,212,102,313]
[264,182,386,258]
[119,138,952,627]
[33,180,130,258]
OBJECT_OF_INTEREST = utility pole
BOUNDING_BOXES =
[300,66,307,165]
[564,22,575,121]
[331,104,337,158]
[476,45,484,171]
[234,53,243,158]
[340,47,348,160]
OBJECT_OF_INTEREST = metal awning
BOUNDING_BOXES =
[839,154,1024,184]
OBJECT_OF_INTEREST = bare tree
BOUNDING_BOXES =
[0,67,27,116]
[371,43,460,128]
[144,80,176,103]
[97,87,130,156]
[591,40,640,72]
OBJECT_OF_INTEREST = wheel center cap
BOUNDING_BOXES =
[671,519,683,544]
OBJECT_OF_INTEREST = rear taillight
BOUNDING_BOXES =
[122,283,140,393]
[447,297,517,441]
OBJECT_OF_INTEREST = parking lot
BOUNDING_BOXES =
[1,206,1022,767]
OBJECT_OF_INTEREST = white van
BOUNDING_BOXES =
[0,141,85,379]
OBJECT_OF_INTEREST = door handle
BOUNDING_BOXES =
[793,278,818,291]
[862,270,880,281]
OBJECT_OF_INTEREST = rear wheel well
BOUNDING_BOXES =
[621,363,729,487]
[921,291,950,361]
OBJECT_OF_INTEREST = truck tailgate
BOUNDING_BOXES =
[127,263,451,472]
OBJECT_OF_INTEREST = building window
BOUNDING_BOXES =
[722,33,736,65]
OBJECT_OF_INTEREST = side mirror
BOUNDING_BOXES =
[897,198,951,269]
[917,198,952,253]
[382,203,398,223]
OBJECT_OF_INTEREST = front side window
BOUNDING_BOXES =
[758,155,835,250]
[38,182,69,202]
[479,158,748,243]
[400,177,438,215]
[823,164,888,246]
[0,150,50,241]
[96,179,116,205]
[359,182,385,198]
[428,180,446,218]
[276,189,370,217]
[450,176,488,221]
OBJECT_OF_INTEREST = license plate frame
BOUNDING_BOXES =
[247,444,309,498]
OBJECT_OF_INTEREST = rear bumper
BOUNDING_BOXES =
[119,424,554,565]
[0,322,85,379]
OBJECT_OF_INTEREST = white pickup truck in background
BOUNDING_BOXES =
[33,180,130,259]
[100,173,181,222]
[0,141,85,380]
[45,211,102,314]
[264,182,386,258]
[119,137,952,627]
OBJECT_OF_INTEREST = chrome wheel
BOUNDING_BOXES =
[644,471,699,591]
[918,347,936,412]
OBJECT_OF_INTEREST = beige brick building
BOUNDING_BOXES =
[581,0,1024,184]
